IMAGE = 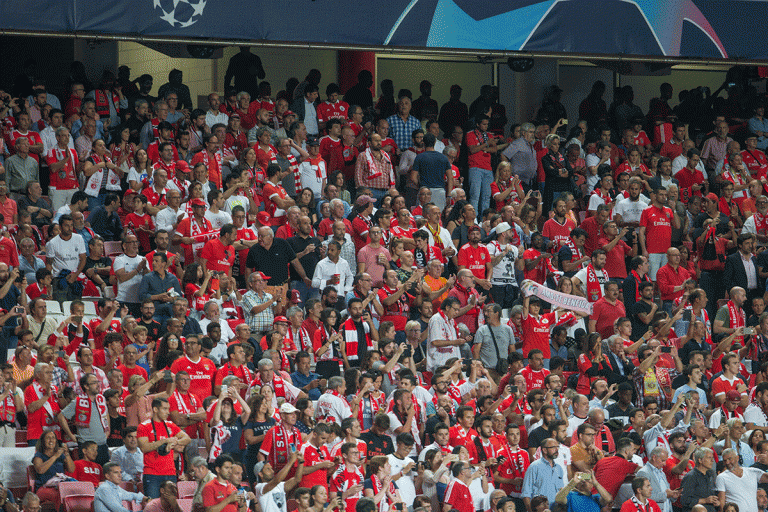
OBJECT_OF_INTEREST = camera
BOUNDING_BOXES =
[156,443,170,456]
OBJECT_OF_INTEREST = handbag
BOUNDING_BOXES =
[488,324,508,375]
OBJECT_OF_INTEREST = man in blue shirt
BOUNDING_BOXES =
[522,438,565,509]
[94,461,146,512]
[412,132,452,211]
[290,351,324,401]
[387,95,422,154]
[555,469,613,512]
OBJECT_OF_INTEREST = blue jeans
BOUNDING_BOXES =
[290,279,320,304]
[143,474,176,499]
[469,167,493,214]
[368,188,389,207]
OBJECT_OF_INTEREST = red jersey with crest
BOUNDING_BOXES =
[457,243,490,280]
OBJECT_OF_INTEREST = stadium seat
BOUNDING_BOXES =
[104,241,123,257]
[59,481,95,512]
[83,301,98,316]
[287,499,298,512]
[122,501,133,512]
[118,481,135,493]
[44,300,62,315]
[15,429,26,447]
[178,499,193,512]
[177,480,196,499]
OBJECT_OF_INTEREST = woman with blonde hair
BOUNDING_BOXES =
[490,161,524,211]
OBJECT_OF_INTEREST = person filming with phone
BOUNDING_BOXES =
[201,454,247,512]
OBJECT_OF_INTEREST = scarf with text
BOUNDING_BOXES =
[74,394,108,430]
[364,148,395,187]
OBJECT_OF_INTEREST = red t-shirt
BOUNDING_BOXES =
[351,216,371,252]
[519,365,550,391]
[202,479,238,512]
[522,248,554,284]
[448,425,478,448]
[69,460,103,485]
[136,419,182,475]
[46,147,80,190]
[319,136,343,166]
[170,355,216,401]
[125,212,156,253]
[299,441,332,490]
[24,383,62,441]
[594,455,639,498]
[521,312,557,358]
[25,282,49,301]
[317,218,354,239]
[711,375,747,401]
[199,239,236,275]
[591,298,627,339]
[598,236,631,279]
[168,390,203,438]
[457,243,491,280]
[663,455,694,493]
[317,101,349,123]
[262,182,289,226]
[234,227,257,276]
[330,465,364,511]
[117,364,148,383]
[87,317,121,351]
[466,130,492,170]
[542,218,576,249]
[8,130,43,162]
[640,205,672,254]
[444,480,474,512]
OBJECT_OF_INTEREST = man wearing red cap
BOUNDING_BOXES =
[174,198,217,265]
[709,389,746,427]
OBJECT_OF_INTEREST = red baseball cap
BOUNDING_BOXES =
[273,316,289,325]
[705,193,719,203]
[253,271,270,281]
[176,160,190,171]
[124,189,138,198]
[190,198,206,207]
[290,289,301,303]
[725,390,741,401]
[256,211,271,225]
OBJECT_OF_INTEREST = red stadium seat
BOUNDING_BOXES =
[178,499,193,512]
[287,499,298,512]
[177,480,197,499]
[59,481,95,512]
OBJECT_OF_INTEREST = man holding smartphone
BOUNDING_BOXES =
[202,454,246,512]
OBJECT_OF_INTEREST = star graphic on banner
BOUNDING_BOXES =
[190,0,206,18]
[159,8,178,26]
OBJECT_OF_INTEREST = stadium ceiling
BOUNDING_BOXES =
[2,0,768,66]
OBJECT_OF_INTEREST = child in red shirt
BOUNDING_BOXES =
[26,268,53,300]
[124,195,156,253]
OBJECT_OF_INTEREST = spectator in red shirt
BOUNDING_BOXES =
[444,461,477,512]
[598,220,635,279]
[674,148,707,203]
[69,440,103,485]
[659,122,687,160]
[457,225,492,296]
[202,454,247,512]
[580,204,611,256]
[639,187,679,281]
[656,247,690,311]
[589,281,627,338]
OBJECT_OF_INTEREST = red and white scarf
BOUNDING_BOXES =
[32,381,59,431]
[727,300,746,343]
[266,423,302,467]
[357,394,380,426]
[0,393,15,423]
[592,188,612,205]
[364,148,395,187]
[208,423,231,462]
[94,89,120,116]
[252,373,286,399]
[370,474,397,512]
[189,216,217,256]
[74,394,108,430]
[585,264,604,302]
[438,311,458,344]
[86,153,122,195]
[754,212,768,235]
[342,317,372,363]
[172,390,198,415]
[630,270,649,302]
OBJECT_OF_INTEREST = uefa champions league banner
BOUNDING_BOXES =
[2,0,768,59]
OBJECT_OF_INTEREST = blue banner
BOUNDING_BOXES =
[1,0,767,60]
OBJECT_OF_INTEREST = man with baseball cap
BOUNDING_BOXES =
[242,271,279,335]
[257,401,304,479]
[173,197,216,265]
[487,222,525,308]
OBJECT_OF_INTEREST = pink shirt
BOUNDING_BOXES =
[356,245,390,286]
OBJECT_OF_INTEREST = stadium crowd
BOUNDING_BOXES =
[0,56,767,512]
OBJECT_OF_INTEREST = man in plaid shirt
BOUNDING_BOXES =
[387,95,422,156]
[242,271,280,335]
